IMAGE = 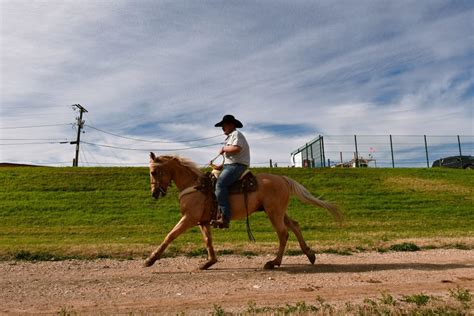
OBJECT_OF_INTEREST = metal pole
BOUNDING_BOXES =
[424,135,429,168]
[390,135,395,168]
[354,135,359,167]
[269,159,273,168]
[310,141,314,168]
[321,136,326,167]
[74,110,83,167]
[316,136,320,167]
[72,104,88,167]
[305,143,309,168]
[457,135,462,157]
[316,137,321,167]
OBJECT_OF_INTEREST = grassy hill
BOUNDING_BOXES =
[0,167,472,260]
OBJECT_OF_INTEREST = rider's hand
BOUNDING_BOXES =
[219,147,225,155]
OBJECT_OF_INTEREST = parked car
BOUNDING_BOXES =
[431,155,473,169]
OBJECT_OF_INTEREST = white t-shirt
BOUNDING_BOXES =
[224,130,250,166]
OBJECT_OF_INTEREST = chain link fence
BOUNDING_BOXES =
[291,135,473,168]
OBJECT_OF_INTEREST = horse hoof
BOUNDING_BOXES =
[143,257,157,267]
[264,261,275,270]
[307,253,316,265]
[199,259,217,270]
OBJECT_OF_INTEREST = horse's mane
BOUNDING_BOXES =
[160,155,203,177]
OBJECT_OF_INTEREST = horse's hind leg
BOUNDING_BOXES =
[264,212,289,269]
[284,215,316,265]
[198,224,217,270]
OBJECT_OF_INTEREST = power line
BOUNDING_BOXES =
[81,141,223,152]
[0,112,71,118]
[85,118,123,162]
[0,141,68,145]
[0,123,72,129]
[0,138,70,141]
[75,161,147,165]
[0,104,72,110]
[2,161,71,165]
[85,124,223,143]
[34,161,71,165]
[82,143,100,166]
[80,145,90,166]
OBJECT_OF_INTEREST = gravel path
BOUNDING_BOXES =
[1,249,473,315]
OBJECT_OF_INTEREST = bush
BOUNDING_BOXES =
[389,242,420,252]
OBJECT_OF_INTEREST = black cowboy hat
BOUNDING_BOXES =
[214,114,243,128]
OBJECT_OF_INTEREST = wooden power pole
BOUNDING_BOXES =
[71,104,88,167]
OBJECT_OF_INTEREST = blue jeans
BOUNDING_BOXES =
[215,163,247,221]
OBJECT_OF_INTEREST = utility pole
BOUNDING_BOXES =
[71,104,88,167]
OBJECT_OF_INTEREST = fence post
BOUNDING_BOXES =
[354,135,359,167]
[321,136,326,167]
[457,135,462,157]
[424,135,429,168]
[307,143,310,164]
[310,141,314,168]
[390,135,395,168]
[269,159,273,168]
[318,136,322,167]
[305,143,309,168]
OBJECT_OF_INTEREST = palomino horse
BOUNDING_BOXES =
[145,153,342,270]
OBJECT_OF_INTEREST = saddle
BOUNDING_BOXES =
[228,170,259,195]
[194,170,258,223]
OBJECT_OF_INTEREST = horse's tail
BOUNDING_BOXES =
[282,176,343,223]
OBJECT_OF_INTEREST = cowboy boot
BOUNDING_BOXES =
[211,212,229,229]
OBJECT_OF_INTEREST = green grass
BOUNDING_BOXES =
[0,167,472,260]
[389,242,421,252]
[208,288,472,315]
[54,288,472,315]
[401,293,432,306]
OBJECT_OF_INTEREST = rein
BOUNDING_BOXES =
[178,154,223,200]
[209,153,224,169]
[149,155,255,241]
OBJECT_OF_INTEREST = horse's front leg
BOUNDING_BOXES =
[198,224,217,270]
[144,216,194,267]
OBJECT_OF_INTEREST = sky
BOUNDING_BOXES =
[1,0,473,167]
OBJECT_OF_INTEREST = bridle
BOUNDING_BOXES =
[149,154,224,200]
[149,162,169,196]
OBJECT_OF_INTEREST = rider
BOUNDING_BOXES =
[213,114,250,229]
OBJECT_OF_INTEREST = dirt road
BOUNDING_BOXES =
[1,249,473,315]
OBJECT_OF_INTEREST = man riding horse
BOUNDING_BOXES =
[145,116,341,270]
[213,114,250,229]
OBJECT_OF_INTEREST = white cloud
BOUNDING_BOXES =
[1,0,472,166]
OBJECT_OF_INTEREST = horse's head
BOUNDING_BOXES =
[149,152,173,199]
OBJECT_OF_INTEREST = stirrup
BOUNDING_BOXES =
[212,218,229,229]
[211,212,229,229]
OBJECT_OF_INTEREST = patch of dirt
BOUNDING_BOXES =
[0,249,473,314]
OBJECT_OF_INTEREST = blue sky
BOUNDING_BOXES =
[0,0,473,166]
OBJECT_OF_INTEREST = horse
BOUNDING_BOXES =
[144,153,342,270]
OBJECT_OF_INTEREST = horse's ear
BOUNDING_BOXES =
[150,152,156,161]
